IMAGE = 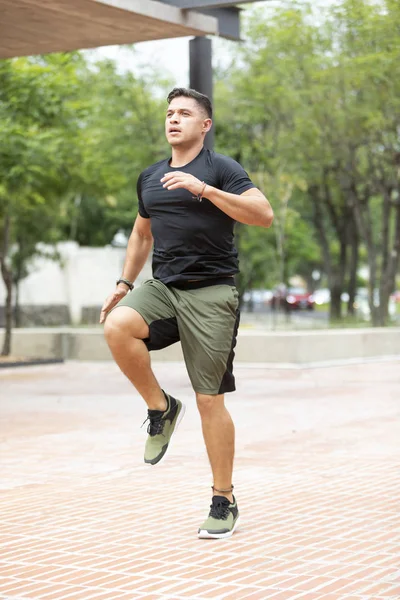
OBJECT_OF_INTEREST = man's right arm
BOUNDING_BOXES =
[120,215,153,285]
[99,216,153,323]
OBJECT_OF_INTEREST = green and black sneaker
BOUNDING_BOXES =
[198,495,240,539]
[143,392,185,465]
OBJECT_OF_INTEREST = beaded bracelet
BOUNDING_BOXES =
[196,181,207,202]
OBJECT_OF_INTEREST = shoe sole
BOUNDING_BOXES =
[144,401,186,465]
[198,516,240,540]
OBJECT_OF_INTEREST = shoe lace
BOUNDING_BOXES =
[209,497,230,520]
[141,413,165,437]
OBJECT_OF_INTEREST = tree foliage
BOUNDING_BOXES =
[1,0,399,355]
[215,0,400,324]
[0,55,82,353]
[0,52,169,354]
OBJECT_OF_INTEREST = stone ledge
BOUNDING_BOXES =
[0,358,64,369]
[2,327,399,364]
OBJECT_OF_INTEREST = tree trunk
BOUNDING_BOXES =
[376,187,392,325]
[312,180,350,322]
[312,187,337,319]
[311,186,332,280]
[1,265,12,355]
[14,281,21,328]
[0,212,12,356]
[13,241,24,329]
[330,239,347,321]
[274,180,291,293]
[351,185,380,326]
[381,188,391,276]
[379,197,400,325]
[330,282,342,321]
[347,217,359,316]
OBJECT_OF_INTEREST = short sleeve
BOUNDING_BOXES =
[216,155,256,196]
[137,172,149,218]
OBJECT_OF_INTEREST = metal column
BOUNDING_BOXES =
[189,36,214,150]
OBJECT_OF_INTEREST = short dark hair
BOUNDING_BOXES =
[167,87,213,119]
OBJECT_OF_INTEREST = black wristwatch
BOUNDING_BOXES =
[116,278,134,291]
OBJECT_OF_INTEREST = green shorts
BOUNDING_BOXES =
[115,278,240,395]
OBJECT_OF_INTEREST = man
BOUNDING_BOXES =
[100,87,273,539]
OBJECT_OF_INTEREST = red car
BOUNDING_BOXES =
[272,287,315,311]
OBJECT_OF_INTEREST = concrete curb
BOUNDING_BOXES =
[2,327,399,364]
[0,358,64,369]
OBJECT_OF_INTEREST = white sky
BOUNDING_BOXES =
[84,0,335,88]
[88,39,201,88]
[86,36,233,89]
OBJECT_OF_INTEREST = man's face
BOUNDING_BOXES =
[165,96,211,147]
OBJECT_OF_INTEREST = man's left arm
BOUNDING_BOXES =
[203,185,273,228]
[161,172,273,228]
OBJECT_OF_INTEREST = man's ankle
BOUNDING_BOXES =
[212,484,234,503]
[147,390,168,412]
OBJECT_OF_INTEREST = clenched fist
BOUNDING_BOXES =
[161,172,207,197]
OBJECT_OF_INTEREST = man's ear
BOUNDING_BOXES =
[203,118,212,133]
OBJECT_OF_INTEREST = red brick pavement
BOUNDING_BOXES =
[0,360,399,600]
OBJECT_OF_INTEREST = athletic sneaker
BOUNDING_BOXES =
[143,392,185,465]
[198,495,240,539]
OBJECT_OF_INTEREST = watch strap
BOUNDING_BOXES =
[116,278,134,291]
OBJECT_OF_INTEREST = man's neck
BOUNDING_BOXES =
[170,141,204,168]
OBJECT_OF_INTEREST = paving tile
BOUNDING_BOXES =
[217,591,257,600]
[259,591,301,600]
[358,582,400,596]
[1,360,399,600]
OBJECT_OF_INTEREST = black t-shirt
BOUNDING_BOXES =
[137,147,256,285]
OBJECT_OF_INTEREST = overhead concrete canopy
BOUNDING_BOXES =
[0,0,219,59]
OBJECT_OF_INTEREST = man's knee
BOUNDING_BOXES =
[196,392,224,417]
[104,307,149,346]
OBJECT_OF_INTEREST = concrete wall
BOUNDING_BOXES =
[0,242,152,326]
[3,327,399,365]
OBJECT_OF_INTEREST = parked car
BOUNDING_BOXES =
[271,287,315,311]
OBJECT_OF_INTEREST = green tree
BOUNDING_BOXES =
[216,0,400,324]
[327,0,400,324]
[0,52,172,354]
[60,59,169,246]
[235,224,277,304]
[215,10,323,300]
[0,54,86,354]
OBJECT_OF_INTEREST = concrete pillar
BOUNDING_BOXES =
[189,36,214,150]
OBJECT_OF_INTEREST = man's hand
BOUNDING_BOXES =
[161,172,205,196]
[99,285,128,324]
